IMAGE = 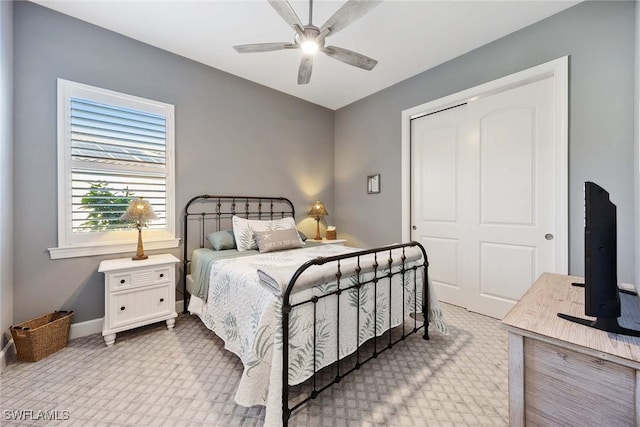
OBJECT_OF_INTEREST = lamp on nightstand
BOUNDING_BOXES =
[308,200,328,241]
[121,197,157,261]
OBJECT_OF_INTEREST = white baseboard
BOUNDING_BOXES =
[68,300,185,340]
[620,282,638,293]
[69,317,103,340]
[0,339,15,373]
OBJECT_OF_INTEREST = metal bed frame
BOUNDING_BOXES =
[183,195,430,426]
[182,194,297,303]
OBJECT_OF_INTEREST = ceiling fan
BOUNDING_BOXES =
[233,0,382,85]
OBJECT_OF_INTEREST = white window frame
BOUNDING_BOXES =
[49,79,179,259]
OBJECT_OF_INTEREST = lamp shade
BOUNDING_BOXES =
[121,197,157,227]
[308,201,328,218]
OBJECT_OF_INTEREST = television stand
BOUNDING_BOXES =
[502,273,640,426]
[557,312,640,337]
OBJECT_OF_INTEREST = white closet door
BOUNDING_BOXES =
[412,76,558,319]
[411,104,469,309]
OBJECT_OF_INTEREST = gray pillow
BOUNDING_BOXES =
[254,228,304,253]
[206,230,236,251]
[232,216,300,251]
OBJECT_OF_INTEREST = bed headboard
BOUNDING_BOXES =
[182,195,295,310]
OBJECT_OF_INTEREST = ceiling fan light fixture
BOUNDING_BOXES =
[234,0,382,84]
[301,40,319,55]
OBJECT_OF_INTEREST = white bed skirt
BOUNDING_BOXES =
[185,274,205,315]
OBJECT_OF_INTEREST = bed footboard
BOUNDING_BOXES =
[281,242,429,425]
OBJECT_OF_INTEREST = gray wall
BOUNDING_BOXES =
[1,0,14,350]
[13,2,334,324]
[335,1,637,284]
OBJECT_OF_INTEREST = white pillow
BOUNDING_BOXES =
[232,216,302,251]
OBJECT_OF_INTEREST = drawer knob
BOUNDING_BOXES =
[159,273,164,278]
[120,279,125,284]
[120,306,126,311]
[160,298,164,302]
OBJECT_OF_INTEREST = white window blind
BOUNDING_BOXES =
[70,98,167,232]
[51,79,177,259]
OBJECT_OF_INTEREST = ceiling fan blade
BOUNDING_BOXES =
[268,0,304,33]
[323,46,378,70]
[233,42,296,53]
[320,0,382,37]
[298,55,313,85]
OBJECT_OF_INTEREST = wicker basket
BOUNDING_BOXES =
[326,229,337,240]
[10,311,73,362]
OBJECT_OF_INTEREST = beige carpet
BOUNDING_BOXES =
[0,303,508,426]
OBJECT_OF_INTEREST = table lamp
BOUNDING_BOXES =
[121,197,157,260]
[308,200,328,241]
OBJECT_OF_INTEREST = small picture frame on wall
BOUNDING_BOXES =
[367,174,380,194]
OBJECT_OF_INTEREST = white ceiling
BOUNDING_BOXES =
[32,0,581,110]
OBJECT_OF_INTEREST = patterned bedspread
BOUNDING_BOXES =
[189,244,447,426]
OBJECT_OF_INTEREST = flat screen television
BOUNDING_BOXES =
[557,182,640,337]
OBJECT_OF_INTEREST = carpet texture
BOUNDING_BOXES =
[1,303,508,426]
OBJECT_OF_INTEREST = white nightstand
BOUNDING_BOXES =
[309,239,347,246]
[99,254,179,347]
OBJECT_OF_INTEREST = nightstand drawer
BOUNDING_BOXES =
[110,285,171,329]
[153,267,172,284]
[110,266,172,290]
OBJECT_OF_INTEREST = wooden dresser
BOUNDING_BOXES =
[502,273,640,426]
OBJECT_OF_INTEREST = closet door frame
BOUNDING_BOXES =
[400,56,569,274]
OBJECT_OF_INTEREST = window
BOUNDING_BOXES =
[49,79,178,259]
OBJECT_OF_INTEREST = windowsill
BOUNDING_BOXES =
[48,238,180,260]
